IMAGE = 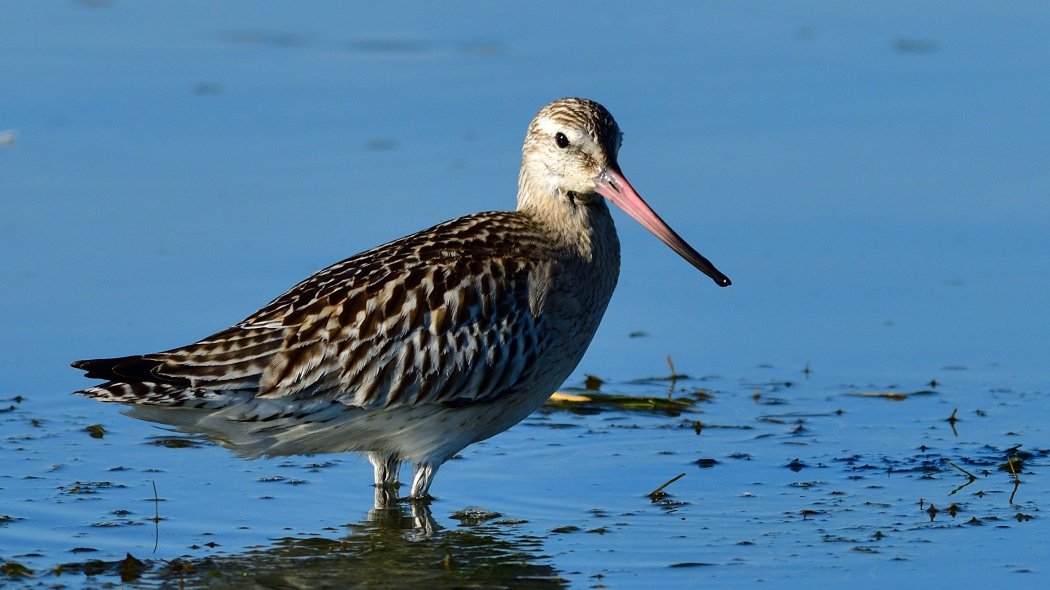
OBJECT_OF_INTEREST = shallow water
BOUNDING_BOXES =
[2,1,1049,588]
[3,372,1047,588]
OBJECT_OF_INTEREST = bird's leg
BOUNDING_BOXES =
[409,461,438,500]
[368,452,401,489]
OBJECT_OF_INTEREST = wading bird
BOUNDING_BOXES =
[72,98,730,501]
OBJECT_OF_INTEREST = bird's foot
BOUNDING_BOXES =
[373,486,434,508]
[404,493,435,505]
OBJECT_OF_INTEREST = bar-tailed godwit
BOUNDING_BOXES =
[72,98,730,501]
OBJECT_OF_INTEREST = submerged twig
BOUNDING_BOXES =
[648,473,686,500]
[947,460,977,481]
[1006,457,1022,505]
[1006,457,1021,483]
[152,481,160,553]
[946,460,977,496]
[666,356,679,397]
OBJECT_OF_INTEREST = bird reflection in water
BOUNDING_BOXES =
[58,492,565,589]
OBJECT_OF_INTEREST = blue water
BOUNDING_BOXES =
[1,1,1048,588]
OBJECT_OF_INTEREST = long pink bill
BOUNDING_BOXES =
[594,167,730,287]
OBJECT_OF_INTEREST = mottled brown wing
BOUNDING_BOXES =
[140,213,553,409]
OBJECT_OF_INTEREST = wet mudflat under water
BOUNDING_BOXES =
[1,367,1047,588]
[3,1,1050,588]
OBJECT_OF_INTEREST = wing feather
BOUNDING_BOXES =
[74,212,555,410]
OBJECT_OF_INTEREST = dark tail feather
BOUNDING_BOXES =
[71,356,190,386]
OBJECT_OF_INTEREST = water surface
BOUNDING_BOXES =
[1,1,1048,588]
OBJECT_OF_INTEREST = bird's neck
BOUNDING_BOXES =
[515,168,619,266]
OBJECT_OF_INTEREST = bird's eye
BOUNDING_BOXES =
[555,132,569,149]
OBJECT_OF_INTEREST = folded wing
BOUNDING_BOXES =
[73,213,553,410]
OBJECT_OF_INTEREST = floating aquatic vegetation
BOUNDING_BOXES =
[1,561,32,578]
[669,562,713,568]
[83,424,105,439]
[146,437,203,449]
[550,525,580,534]
[450,507,502,526]
[843,390,936,401]
[544,392,696,415]
[59,481,125,496]
[583,374,603,390]
[692,389,715,401]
